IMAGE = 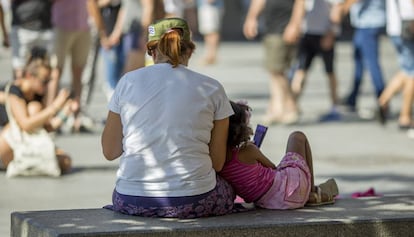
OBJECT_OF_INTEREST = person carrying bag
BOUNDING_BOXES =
[0,58,74,177]
[3,82,60,177]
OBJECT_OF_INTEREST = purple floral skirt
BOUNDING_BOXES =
[104,175,240,218]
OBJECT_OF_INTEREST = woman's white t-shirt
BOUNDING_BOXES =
[108,63,234,197]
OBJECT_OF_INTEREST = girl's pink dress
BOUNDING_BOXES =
[220,149,311,209]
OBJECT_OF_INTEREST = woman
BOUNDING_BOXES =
[378,0,414,132]
[101,17,236,218]
[0,58,74,173]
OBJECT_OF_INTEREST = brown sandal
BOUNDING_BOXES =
[306,178,339,207]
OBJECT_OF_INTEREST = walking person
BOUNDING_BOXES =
[92,0,153,99]
[9,0,54,79]
[342,0,386,113]
[243,0,305,125]
[291,0,344,122]
[101,18,236,218]
[378,0,414,132]
[48,0,93,133]
[196,0,224,65]
[0,2,9,48]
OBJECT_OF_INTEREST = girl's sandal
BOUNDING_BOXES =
[306,186,335,206]
[306,179,339,207]
[318,178,339,197]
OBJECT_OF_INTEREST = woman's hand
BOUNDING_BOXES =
[283,23,301,45]
[51,89,70,113]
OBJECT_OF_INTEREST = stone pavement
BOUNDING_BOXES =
[1,39,413,236]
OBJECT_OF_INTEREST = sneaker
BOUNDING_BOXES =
[377,105,389,125]
[319,110,342,122]
[339,97,356,112]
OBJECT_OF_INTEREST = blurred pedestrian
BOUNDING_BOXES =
[89,0,163,101]
[243,0,305,125]
[197,0,224,65]
[48,0,92,133]
[163,0,185,18]
[0,2,9,48]
[291,0,344,122]
[10,0,54,79]
[378,0,414,131]
[111,0,156,73]
[0,56,75,174]
[342,0,386,113]
[87,0,125,101]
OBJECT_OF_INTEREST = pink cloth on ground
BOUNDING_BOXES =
[255,152,311,209]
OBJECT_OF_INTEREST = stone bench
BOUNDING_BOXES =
[11,195,414,237]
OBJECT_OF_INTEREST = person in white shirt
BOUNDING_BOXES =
[101,17,236,218]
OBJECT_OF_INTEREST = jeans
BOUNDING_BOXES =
[347,27,385,107]
[100,41,125,90]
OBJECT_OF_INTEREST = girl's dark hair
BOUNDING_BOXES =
[227,101,253,148]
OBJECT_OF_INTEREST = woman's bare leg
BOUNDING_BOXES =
[378,71,405,107]
[400,77,414,126]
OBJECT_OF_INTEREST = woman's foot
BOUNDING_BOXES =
[200,57,216,66]
[280,112,299,125]
[398,118,413,130]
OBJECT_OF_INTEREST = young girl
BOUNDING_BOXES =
[220,101,339,209]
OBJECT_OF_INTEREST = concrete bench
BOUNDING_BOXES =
[11,195,414,237]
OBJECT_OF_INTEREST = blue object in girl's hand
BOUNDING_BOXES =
[253,124,268,148]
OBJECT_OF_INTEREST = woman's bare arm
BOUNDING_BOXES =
[101,111,123,160]
[209,118,229,172]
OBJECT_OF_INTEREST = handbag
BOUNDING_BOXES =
[3,83,61,178]
[401,20,414,41]
[395,0,414,41]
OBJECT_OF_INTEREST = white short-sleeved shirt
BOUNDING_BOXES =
[109,63,234,197]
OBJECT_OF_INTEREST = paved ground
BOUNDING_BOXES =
[1,39,413,236]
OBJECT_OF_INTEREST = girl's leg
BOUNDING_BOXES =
[285,131,336,204]
[285,131,315,192]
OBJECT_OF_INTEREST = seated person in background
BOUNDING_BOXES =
[220,101,339,209]
[0,56,77,173]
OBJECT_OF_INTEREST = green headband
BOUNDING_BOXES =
[148,18,191,42]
